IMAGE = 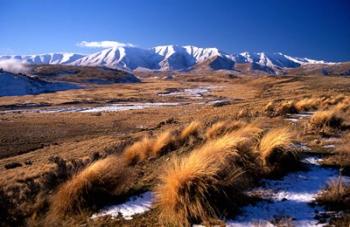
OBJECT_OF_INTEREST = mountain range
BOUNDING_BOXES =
[0,45,340,75]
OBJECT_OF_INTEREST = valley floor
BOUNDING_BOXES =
[1,73,350,226]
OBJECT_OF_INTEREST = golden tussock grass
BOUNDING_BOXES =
[230,122,264,142]
[180,121,201,140]
[48,155,130,219]
[277,101,298,115]
[155,134,245,226]
[123,130,176,165]
[264,101,275,113]
[265,100,298,116]
[123,137,154,165]
[316,178,350,210]
[205,121,227,139]
[205,120,245,139]
[308,110,344,130]
[150,129,176,156]
[322,94,346,106]
[334,100,350,112]
[258,128,297,171]
[295,98,321,112]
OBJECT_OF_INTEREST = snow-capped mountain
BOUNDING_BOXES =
[0,45,335,74]
[0,53,85,65]
[72,45,236,71]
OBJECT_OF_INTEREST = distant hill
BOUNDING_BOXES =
[0,70,80,97]
[31,65,140,84]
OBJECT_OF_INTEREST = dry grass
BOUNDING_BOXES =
[265,100,298,116]
[180,121,201,140]
[322,94,346,106]
[258,128,297,172]
[334,99,350,112]
[277,101,298,115]
[150,129,175,157]
[321,133,350,173]
[48,155,131,219]
[295,97,321,112]
[123,137,154,164]
[155,134,246,226]
[308,110,344,131]
[123,130,176,165]
[316,178,350,210]
[205,121,227,139]
[205,120,245,139]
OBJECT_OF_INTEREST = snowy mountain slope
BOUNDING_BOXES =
[0,46,335,74]
[0,71,80,96]
[71,47,155,70]
[73,45,236,71]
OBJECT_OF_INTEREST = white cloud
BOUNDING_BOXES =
[0,59,30,74]
[78,40,135,48]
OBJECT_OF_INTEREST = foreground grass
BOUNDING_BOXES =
[1,80,349,226]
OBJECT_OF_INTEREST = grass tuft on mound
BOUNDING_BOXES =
[180,121,201,141]
[155,134,247,226]
[48,155,131,219]
[308,110,344,131]
[258,128,298,173]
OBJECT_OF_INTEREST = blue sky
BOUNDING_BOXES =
[0,0,349,61]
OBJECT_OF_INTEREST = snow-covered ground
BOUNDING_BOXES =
[227,156,348,227]
[1,102,182,114]
[285,112,314,123]
[158,87,210,99]
[92,192,154,220]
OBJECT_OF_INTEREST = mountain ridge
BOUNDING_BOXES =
[0,45,338,74]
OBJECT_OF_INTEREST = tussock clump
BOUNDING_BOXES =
[316,178,350,210]
[180,121,201,140]
[323,94,346,106]
[124,130,176,165]
[322,133,350,173]
[308,110,344,132]
[150,129,176,157]
[205,121,227,139]
[277,101,298,115]
[48,155,131,219]
[258,128,298,173]
[295,98,321,112]
[264,101,275,113]
[265,100,298,116]
[205,120,245,139]
[334,100,350,113]
[155,135,246,226]
[237,108,252,118]
[123,137,154,165]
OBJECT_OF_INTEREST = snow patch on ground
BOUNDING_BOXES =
[2,102,181,113]
[159,87,209,99]
[227,157,346,226]
[92,192,154,220]
[78,102,180,113]
[285,112,314,123]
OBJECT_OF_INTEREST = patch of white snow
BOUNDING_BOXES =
[92,192,154,220]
